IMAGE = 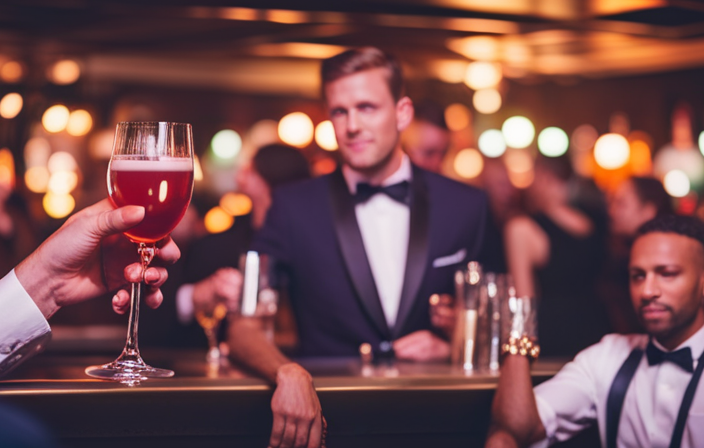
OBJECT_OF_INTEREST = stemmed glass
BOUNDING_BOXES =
[86,122,194,386]
[195,296,228,365]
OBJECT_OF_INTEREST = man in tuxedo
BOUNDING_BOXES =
[486,214,704,448]
[227,47,488,448]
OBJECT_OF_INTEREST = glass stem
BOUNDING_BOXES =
[122,243,155,359]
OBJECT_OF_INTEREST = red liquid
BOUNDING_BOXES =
[108,160,193,244]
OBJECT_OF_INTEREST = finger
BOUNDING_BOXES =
[144,266,168,288]
[123,263,144,284]
[281,419,297,448]
[269,414,286,448]
[95,204,146,238]
[143,288,164,309]
[112,290,130,314]
[306,413,322,448]
[155,237,180,265]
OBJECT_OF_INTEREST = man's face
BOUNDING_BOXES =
[325,68,411,176]
[608,180,656,236]
[402,120,450,173]
[629,232,704,349]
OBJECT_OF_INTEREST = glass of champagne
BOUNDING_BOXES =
[86,122,194,386]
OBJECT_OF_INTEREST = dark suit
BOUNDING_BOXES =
[252,165,488,357]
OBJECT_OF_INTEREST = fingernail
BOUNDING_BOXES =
[112,294,120,303]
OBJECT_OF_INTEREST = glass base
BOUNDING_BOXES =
[85,353,174,386]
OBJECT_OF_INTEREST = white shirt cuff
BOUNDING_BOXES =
[176,283,195,325]
[0,269,51,375]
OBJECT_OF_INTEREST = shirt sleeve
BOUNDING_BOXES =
[531,344,603,446]
[0,269,52,378]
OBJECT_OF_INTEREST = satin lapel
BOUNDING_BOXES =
[392,166,430,339]
[328,170,391,338]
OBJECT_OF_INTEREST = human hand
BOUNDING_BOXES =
[393,330,451,362]
[269,363,325,448]
[192,267,243,314]
[429,293,455,338]
[15,199,180,318]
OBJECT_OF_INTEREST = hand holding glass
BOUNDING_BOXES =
[86,122,194,385]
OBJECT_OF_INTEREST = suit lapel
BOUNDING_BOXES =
[392,165,430,339]
[328,170,391,339]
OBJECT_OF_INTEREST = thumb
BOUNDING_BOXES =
[94,205,145,237]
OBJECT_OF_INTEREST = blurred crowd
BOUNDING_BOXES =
[0,96,682,362]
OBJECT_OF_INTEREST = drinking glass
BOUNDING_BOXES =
[86,122,194,386]
[196,298,228,364]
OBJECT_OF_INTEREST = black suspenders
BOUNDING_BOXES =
[605,345,704,448]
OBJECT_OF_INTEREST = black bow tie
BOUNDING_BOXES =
[355,181,411,205]
[646,341,694,373]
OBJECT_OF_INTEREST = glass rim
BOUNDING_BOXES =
[115,121,192,127]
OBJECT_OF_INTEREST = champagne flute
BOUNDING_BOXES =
[86,122,194,386]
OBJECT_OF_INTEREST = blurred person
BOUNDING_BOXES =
[0,199,179,378]
[228,47,488,448]
[174,144,312,342]
[486,214,704,448]
[601,176,673,334]
[0,181,37,278]
[401,100,450,173]
[504,154,610,358]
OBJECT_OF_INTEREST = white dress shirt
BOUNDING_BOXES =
[0,269,51,377]
[533,325,704,448]
[343,155,412,328]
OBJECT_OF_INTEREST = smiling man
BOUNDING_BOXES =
[226,47,488,448]
[486,214,704,448]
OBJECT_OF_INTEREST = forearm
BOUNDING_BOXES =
[486,355,545,447]
[227,315,294,383]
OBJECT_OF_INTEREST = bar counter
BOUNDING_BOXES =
[0,349,565,447]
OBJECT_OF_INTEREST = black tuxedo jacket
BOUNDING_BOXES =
[252,165,488,357]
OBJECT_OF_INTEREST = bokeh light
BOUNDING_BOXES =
[312,157,337,176]
[571,124,599,153]
[663,169,690,198]
[249,119,279,148]
[204,206,234,234]
[453,148,484,179]
[49,60,81,85]
[89,129,114,160]
[0,61,23,83]
[66,109,93,136]
[456,36,500,61]
[464,62,502,90]
[504,149,534,175]
[194,155,204,181]
[47,171,79,194]
[594,133,630,170]
[699,131,704,157]
[278,112,314,148]
[48,151,78,173]
[315,120,338,151]
[211,129,242,160]
[473,88,502,115]
[42,105,70,133]
[629,140,652,176]
[502,116,535,149]
[0,93,23,119]
[25,166,50,193]
[43,192,75,219]
[0,148,15,189]
[430,60,468,84]
[220,192,253,216]
[478,129,506,158]
[508,170,535,189]
[538,127,569,157]
[444,103,472,131]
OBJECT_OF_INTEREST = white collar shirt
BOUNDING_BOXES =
[0,270,51,377]
[532,325,704,448]
[342,155,412,329]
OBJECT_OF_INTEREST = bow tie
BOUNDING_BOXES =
[646,341,694,373]
[355,181,411,205]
